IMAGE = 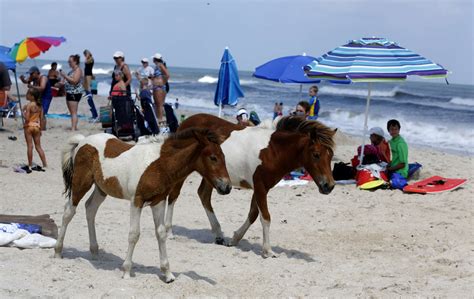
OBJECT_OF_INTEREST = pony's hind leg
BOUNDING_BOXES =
[54,198,77,258]
[122,200,143,279]
[55,163,95,258]
[85,186,107,258]
[198,179,225,245]
[151,199,175,283]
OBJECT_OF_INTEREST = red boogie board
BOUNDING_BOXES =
[403,176,467,194]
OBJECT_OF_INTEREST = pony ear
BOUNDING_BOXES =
[332,128,338,135]
[192,130,209,146]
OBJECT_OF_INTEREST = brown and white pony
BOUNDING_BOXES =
[54,129,231,283]
[167,114,336,258]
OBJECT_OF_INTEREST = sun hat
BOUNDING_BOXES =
[237,108,248,120]
[141,58,149,63]
[153,53,163,60]
[28,66,40,74]
[369,127,385,138]
[113,51,124,58]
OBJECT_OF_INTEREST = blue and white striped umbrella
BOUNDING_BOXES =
[304,38,448,166]
[304,37,448,82]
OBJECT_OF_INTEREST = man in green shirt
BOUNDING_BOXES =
[387,119,408,189]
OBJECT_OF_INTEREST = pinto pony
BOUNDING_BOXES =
[167,114,336,258]
[54,129,231,283]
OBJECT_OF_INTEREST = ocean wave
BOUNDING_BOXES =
[322,109,474,154]
[93,68,113,75]
[198,75,218,84]
[41,63,63,70]
[449,97,474,107]
[319,86,399,98]
[240,79,259,85]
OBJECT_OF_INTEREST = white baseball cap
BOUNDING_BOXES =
[141,58,149,63]
[113,51,124,58]
[153,53,163,60]
[237,108,248,120]
[369,127,385,138]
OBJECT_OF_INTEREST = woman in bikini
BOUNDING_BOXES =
[60,54,84,131]
[151,53,170,125]
[22,89,47,173]
[110,70,127,96]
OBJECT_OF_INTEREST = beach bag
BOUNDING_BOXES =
[163,103,179,133]
[332,162,355,180]
[100,105,113,128]
[249,111,261,126]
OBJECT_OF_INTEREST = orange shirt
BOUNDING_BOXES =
[377,139,391,163]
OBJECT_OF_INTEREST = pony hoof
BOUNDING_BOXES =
[262,250,278,259]
[215,237,227,246]
[165,273,176,283]
[122,272,131,279]
[167,232,176,240]
[53,252,63,259]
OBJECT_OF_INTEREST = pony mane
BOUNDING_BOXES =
[276,116,336,151]
[160,128,220,153]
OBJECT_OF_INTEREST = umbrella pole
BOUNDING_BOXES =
[359,82,372,166]
[300,84,303,100]
[218,102,222,118]
[13,70,25,125]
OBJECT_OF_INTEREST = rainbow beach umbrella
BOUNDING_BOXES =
[9,36,66,63]
[304,37,448,165]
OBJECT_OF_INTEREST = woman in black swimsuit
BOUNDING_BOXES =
[110,51,132,97]
[83,49,98,119]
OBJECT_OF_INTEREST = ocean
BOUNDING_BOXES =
[12,59,474,155]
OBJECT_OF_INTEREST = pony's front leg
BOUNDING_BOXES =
[85,187,106,258]
[54,198,77,258]
[151,199,175,283]
[230,195,259,246]
[198,179,225,245]
[255,188,277,258]
[122,201,143,279]
[165,179,185,239]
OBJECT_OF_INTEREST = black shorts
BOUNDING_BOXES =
[66,93,82,102]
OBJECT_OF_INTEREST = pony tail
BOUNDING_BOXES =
[62,134,85,199]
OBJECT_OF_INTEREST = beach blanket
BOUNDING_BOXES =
[0,223,56,248]
[0,214,58,238]
[46,113,88,120]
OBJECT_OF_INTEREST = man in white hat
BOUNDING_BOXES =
[135,57,154,81]
[369,126,391,163]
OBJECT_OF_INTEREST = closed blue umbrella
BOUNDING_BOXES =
[214,47,244,117]
[304,37,448,165]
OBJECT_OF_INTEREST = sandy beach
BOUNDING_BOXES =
[0,94,473,297]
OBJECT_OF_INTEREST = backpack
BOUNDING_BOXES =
[332,162,355,180]
[249,111,261,126]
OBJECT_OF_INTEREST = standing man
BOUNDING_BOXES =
[135,58,154,82]
[20,66,52,128]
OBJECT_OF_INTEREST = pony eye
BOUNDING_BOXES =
[210,155,218,162]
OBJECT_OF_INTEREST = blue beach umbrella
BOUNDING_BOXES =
[304,37,448,164]
[253,54,322,100]
[214,47,244,117]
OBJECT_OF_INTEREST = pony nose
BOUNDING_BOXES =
[322,182,335,194]
[216,179,232,195]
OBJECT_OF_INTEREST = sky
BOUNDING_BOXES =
[0,0,473,85]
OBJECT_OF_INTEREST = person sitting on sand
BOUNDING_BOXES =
[369,127,391,163]
[22,89,47,173]
[386,119,409,189]
[236,108,255,127]
[110,70,127,97]
[307,85,320,120]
